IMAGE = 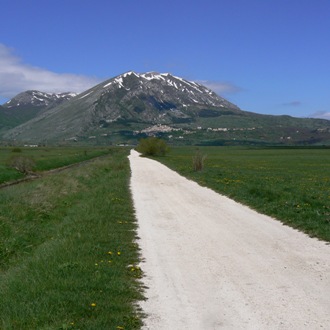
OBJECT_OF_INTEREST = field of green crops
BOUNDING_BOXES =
[157,146,330,242]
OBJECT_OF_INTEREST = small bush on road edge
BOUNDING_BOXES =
[137,137,169,156]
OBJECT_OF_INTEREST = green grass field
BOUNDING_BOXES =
[0,147,144,329]
[157,146,330,242]
[0,147,113,184]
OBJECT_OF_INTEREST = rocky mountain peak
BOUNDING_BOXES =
[97,71,239,111]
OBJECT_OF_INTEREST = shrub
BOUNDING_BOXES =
[192,149,206,171]
[11,147,22,153]
[8,155,36,174]
[136,137,169,156]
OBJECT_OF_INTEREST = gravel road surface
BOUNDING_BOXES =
[129,150,330,329]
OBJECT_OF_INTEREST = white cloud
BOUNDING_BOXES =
[309,111,330,120]
[0,44,101,99]
[197,80,242,95]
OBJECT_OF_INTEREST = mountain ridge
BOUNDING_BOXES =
[3,90,78,108]
[0,91,77,133]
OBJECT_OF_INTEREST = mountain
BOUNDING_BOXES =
[4,90,77,108]
[1,72,330,146]
[0,91,77,133]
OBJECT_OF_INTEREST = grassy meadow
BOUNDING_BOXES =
[1,144,329,329]
[0,146,113,185]
[157,146,330,242]
[0,147,144,329]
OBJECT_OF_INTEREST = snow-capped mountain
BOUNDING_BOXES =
[96,71,238,110]
[3,90,77,108]
[75,71,241,126]
[0,90,78,132]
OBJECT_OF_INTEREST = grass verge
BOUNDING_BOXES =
[0,147,144,329]
[156,146,330,242]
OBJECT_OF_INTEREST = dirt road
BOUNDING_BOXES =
[128,150,330,329]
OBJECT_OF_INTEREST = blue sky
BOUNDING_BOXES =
[0,0,329,119]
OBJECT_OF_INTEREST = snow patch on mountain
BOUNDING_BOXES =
[79,91,93,99]
[141,72,166,81]
[115,77,124,88]
[123,71,139,78]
